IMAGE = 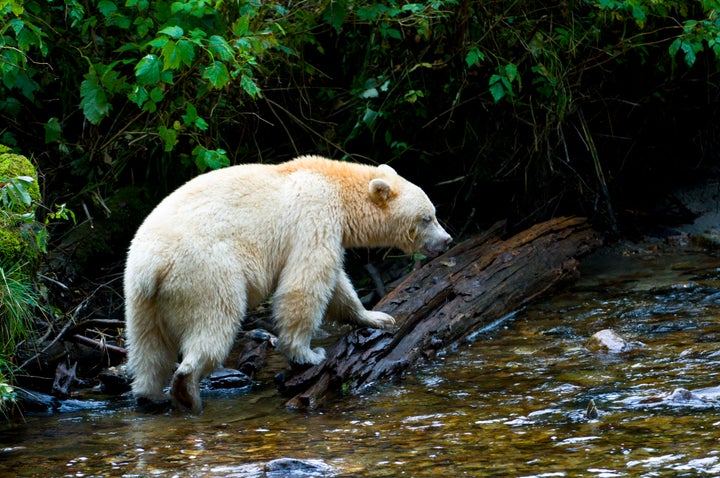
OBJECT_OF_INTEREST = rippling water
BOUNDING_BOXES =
[2,243,720,477]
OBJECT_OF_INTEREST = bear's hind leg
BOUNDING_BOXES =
[171,313,240,414]
[126,302,178,405]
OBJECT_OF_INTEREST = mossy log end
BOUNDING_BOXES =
[279,216,603,409]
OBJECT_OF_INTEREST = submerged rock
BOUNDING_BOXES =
[264,458,334,477]
[586,329,643,354]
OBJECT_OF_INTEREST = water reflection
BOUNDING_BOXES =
[2,244,720,476]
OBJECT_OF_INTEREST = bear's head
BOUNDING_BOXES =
[369,164,452,257]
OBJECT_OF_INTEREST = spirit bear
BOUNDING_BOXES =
[124,155,452,414]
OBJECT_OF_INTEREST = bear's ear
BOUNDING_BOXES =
[377,164,396,175]
[369,178,394,205]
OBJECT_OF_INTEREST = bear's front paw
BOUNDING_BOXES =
[361,311,396,329]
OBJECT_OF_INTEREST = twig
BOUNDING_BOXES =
[18,319,75,371]
[70,334,127,356]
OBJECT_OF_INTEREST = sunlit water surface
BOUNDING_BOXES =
[3,244,720,477]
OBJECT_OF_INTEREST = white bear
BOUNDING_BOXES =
[124,155,452,414]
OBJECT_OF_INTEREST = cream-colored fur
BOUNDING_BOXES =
[124,155,451,414]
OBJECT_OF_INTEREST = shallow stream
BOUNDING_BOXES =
[3,243,720,477]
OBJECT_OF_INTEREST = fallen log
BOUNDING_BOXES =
[279,216,602,408]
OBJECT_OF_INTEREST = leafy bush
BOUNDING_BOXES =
[1,0,719,227]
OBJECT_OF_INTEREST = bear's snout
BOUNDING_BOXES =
[422,228,452,257]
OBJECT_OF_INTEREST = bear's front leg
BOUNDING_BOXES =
[272,260,339,365]
[326,270,396,329]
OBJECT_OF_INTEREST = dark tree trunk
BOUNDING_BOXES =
[279,216,602,408]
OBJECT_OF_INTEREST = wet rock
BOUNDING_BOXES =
[98,365,131,395]
[264,458,334,477]
[693,229,720,250]
[585,399,599,420]
[206,368,253,390]
[667,387,694,401]
[623,387,717,409]
[14,389,60,413]
[637,387,706,406]
[586,329,643,354]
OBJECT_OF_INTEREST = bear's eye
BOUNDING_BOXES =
[422,214,432,223]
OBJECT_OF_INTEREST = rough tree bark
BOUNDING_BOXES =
[279,216,602,408]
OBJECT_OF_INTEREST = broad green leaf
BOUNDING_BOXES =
[233,15,250,37]
[208,35,233,61]
[44,117,62,143]
[489,83,505,102]
[128,85,148,106]
[159,38,192,71]
[158,125,178,152]
[80,72,111,124]
[195,117,208,130]
[159,25,184,39]
[135,54,161,85]
[7,178,33,207]
[203,61,230,89]
[176,39,195,67]
[383,27,402,40]
[323,0,348,33]
[192,145,229,172]
[240,74,260,97]
[149,86,164,102]
[161,40,180,69]
[182,103,199,126]
[97,0,117,17]
[465,46,485,68]
[3,0,24,15]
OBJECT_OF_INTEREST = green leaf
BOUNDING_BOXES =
[195,117,208,130]
[80,72,111,124]
[162,39,194,70]
[465,46,485,68]
[6,177,33,207]
[488,77,506,103]
[208,35,233,61]
[323,0,348,33]
[240,73,260,97]
[233,15,250,37]
[182,103,199,126]
[44,117,62,143]
[135,54,161,85]
[147,36,169,48]
[97,0,117,17]
[128,85,148,106]
[192,146,229,172]
[161,40,180,69]
[176,39,195,67]
[159,25,184,39]
[203,61,230,89]
[149,86,164,103]
[158,125,178,152]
